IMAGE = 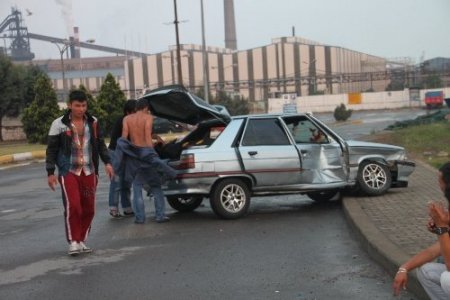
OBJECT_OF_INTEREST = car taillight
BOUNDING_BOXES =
[177,154,195,169]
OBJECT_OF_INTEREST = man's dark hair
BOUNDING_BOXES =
[136,98,149,110]
[439,162,450,201]
[69,90,87,103]
[124,99,137,115]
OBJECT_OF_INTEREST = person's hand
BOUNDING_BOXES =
[429,201,450,227]
[105,164,114,180]
[392,271,408,296]
[427,218,437,233]
[48,175,58,191]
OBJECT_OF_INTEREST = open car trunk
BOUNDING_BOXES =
[155,119,227,160]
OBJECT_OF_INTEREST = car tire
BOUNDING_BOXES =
[306,190,339,202]
[210,178,250,219]
[357,161,392,196]
[167,196,203,212]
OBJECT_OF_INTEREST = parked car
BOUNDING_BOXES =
[143,85,415,219]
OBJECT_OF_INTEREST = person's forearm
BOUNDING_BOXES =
[401,242,441,271]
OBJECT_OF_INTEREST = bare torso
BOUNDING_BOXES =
[122,110,154,147]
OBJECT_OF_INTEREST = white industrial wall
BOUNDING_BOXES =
[268,88,450,113]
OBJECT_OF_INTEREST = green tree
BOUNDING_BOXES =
[333,103,352,121]
[0,53,24,141]
[22,74,61,144]
[194,86,214,103]
[96,73,126,136]
[212,90,249,116]
[22,64,47,108]
[194,87,249,116]
[77,84,107,123]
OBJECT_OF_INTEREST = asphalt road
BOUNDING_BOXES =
[0,108,423,299]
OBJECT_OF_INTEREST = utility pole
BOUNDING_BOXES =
[173,0,183,86]
[200,0,209,102]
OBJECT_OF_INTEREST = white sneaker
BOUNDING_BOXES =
[68,241,80,256]
[79,242,93,253]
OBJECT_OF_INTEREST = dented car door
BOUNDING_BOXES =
[283,116,347,185]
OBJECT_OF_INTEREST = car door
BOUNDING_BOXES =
[238,117,302,187]
[283,116,347,185]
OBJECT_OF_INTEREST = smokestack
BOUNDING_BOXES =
[73,26,80,58]
[224,0,237,50]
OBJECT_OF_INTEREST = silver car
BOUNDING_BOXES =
[143,86,415,219]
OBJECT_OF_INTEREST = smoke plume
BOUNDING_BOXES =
[54,0,74,38]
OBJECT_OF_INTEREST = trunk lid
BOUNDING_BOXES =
[141,85,231,125]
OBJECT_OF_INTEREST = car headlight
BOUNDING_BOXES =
[398,150,407,161]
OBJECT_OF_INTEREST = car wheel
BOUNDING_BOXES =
[357,161,392,196]
[167,196,203,212]
[210,179,250,219]
[306,190,339,202]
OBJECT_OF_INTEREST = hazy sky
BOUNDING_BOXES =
[1,0,449,62]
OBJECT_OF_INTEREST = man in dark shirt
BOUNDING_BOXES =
[107,99,137,218]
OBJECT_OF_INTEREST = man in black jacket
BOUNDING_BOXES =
[46,90,113,256]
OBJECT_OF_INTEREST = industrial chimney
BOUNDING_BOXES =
[223,0,237,50]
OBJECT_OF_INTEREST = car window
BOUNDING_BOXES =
[242,119,290,146]
[284,117,328,144]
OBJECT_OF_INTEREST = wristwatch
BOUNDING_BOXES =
[433,227,449,235]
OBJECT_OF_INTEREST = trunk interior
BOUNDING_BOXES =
[155,119,227,160]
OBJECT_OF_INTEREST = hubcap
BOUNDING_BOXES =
[362,164,387,189]
[220,184,246,213]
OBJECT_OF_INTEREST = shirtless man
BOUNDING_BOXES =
[122,99,164,147]
[120,98,173,223]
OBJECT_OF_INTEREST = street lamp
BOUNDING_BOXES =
[52,40,72,100]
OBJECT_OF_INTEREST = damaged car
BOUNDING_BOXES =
[142,85,415,219]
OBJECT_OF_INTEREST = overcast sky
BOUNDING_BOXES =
[1,0,449,63]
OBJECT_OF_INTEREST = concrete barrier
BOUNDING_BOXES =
[0,150,45,165]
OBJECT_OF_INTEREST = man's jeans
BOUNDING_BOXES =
[133,182,166,223]
[108,150,132,211]
[417,262,450,300]
[108,174,132,210]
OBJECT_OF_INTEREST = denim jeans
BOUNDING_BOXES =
[133,182,166,223]
[417,262,450,300]
[108,150,132,211]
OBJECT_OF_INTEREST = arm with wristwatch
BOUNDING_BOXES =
[429,201,450,270]
[392,201,450,296]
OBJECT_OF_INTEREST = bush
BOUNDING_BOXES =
[334,103,352,121]
[22,74,61,144]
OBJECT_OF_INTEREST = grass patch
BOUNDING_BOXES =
[0,141,46,156]
[371,121,450,169]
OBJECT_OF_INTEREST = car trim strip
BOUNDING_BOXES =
[177,168,303,179]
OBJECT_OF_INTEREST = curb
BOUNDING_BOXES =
[342,197,428,299]
[0,150,46,165]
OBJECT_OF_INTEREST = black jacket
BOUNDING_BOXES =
[46,110,111,176]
